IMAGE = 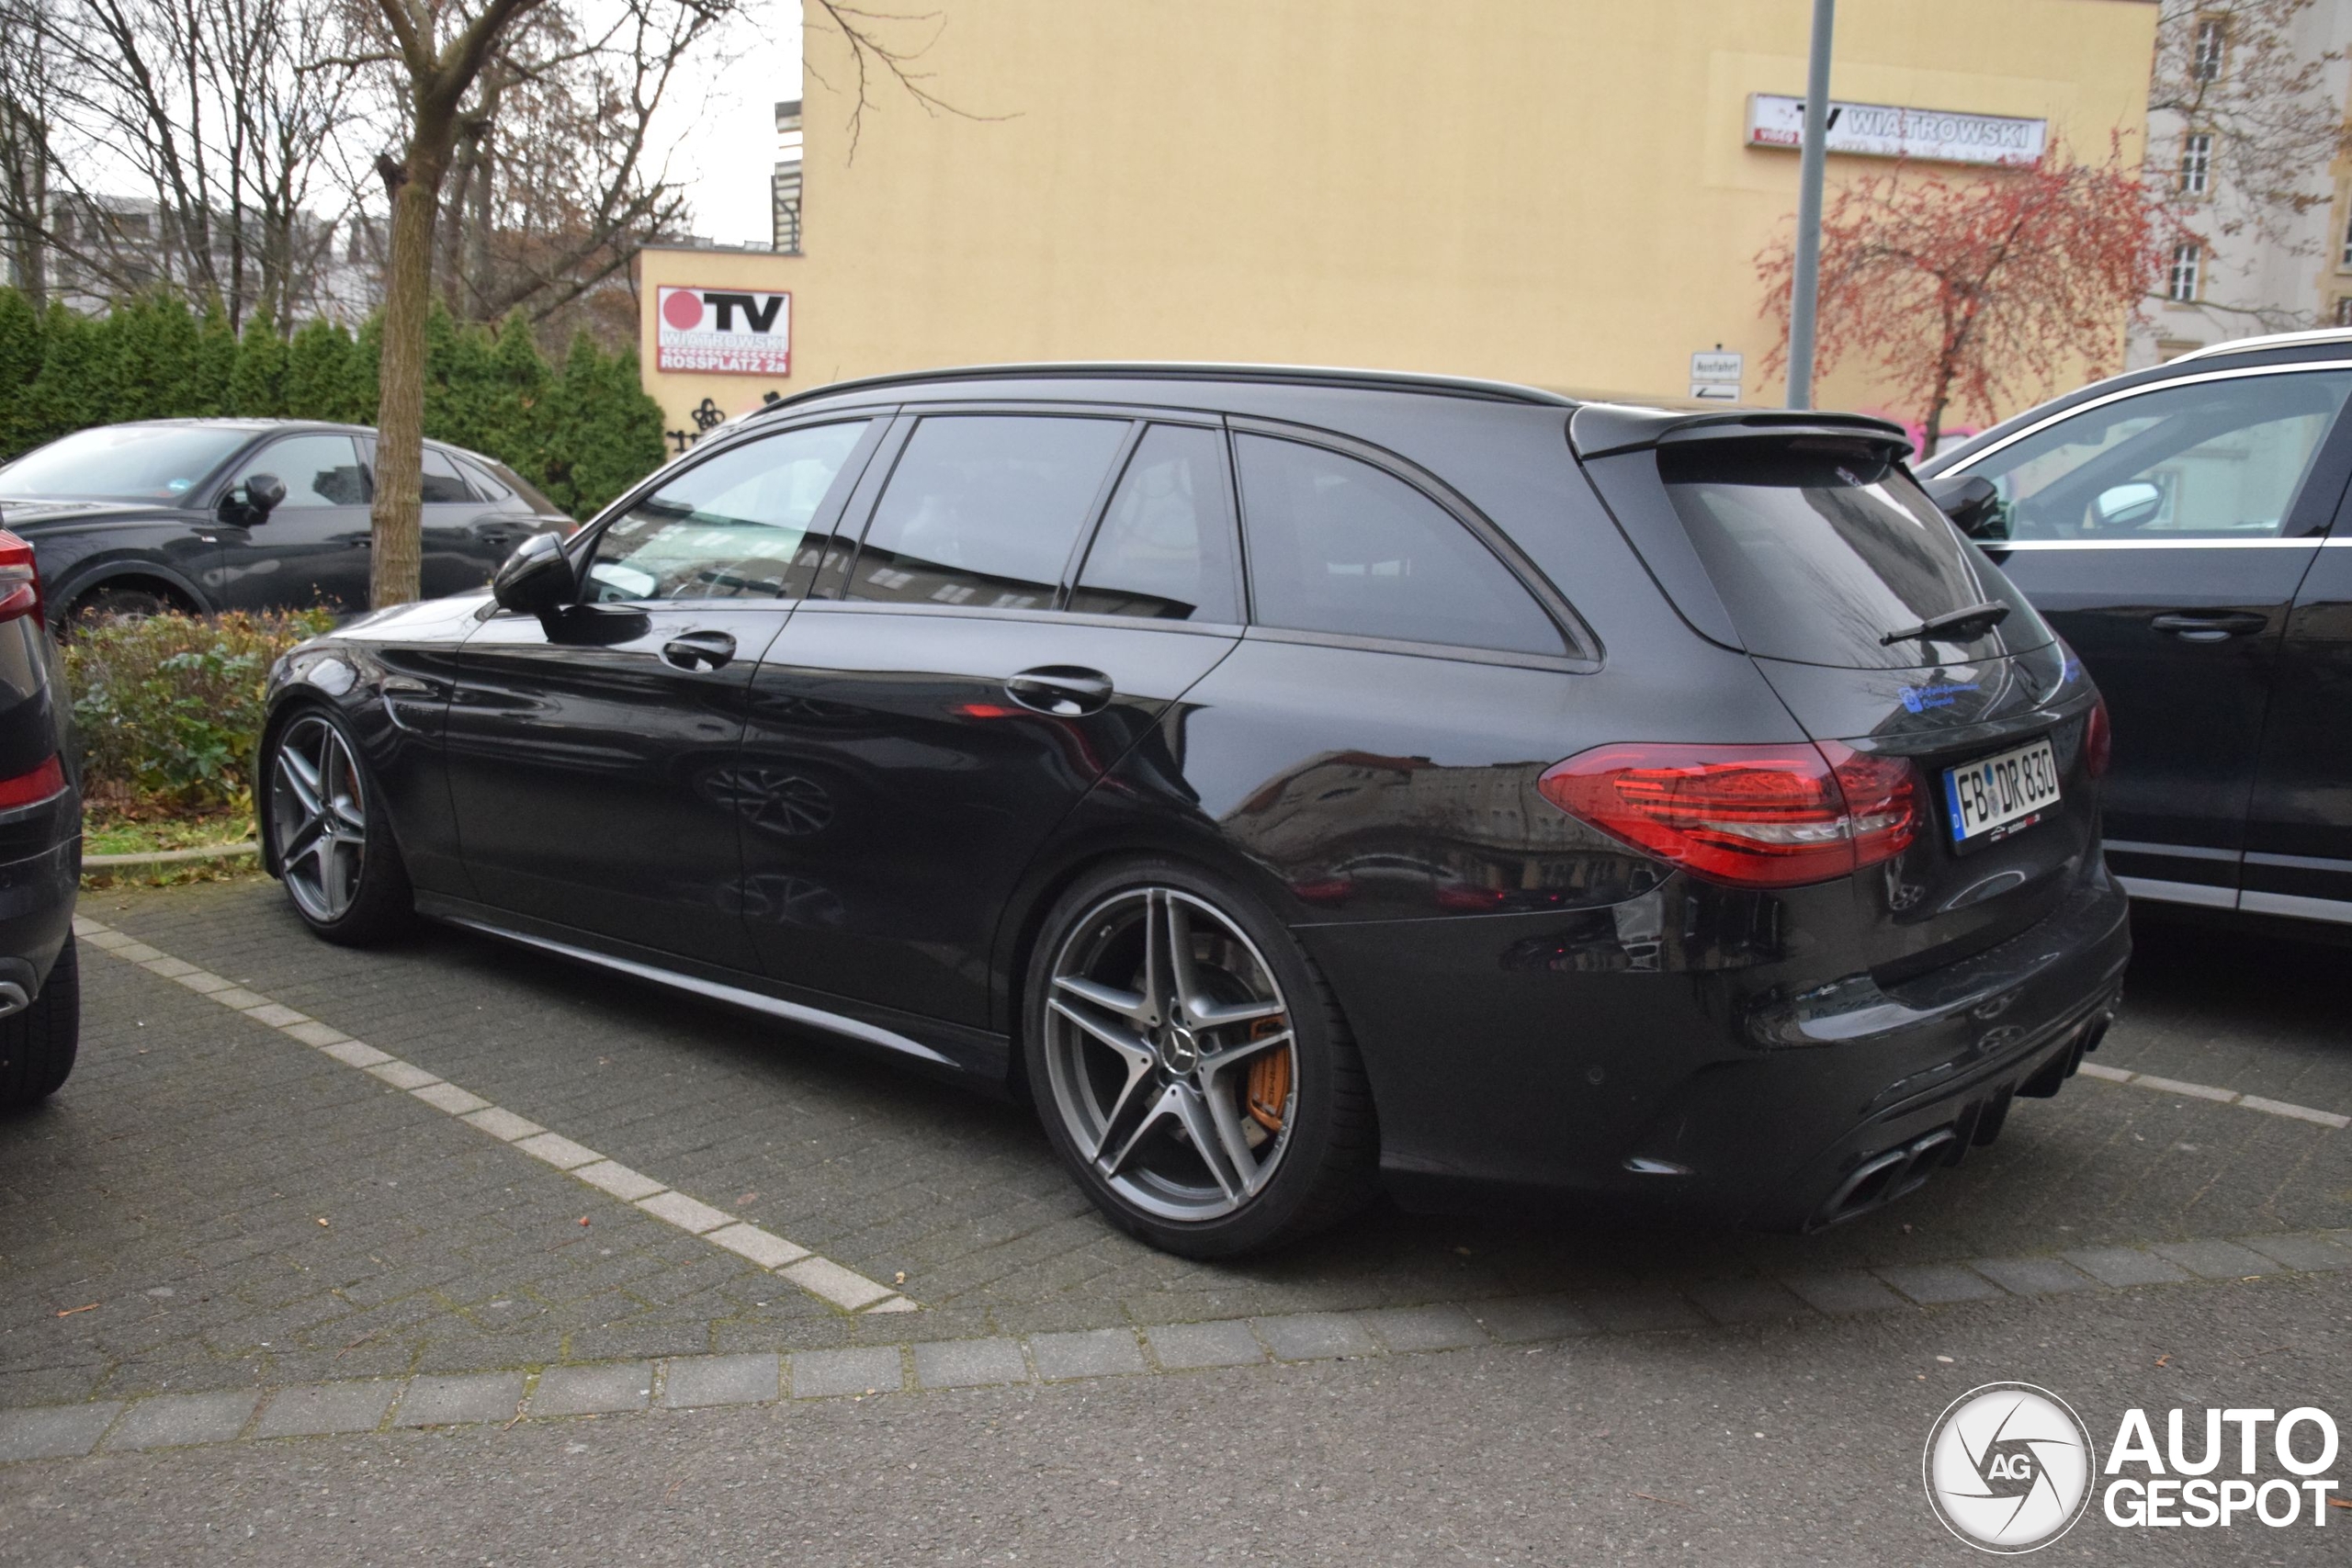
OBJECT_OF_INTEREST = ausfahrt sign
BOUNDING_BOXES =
[656,286,792,376]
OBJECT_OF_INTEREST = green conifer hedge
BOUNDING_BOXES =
[0,289,666,521]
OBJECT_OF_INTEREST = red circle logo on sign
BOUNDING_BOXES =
[662,289,705,331]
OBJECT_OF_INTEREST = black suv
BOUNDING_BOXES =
[0,419,571,626]
[260,365,2128,1256]
[1919,329,2352,930]
[0,525,81,1109]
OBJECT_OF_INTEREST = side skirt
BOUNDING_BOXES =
[415,893,1011,1087]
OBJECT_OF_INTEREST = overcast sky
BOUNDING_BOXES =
[663,0,805,248]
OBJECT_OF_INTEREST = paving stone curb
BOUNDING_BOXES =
[5,1226,2346,1463]
[71,915,915,1319]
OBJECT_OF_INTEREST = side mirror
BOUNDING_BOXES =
[222,472,287,525]
[2091,480,2164,532]
[491,530,576,616]
[1920,473,2006,540]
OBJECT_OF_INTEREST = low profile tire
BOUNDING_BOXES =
[262,706,414,945]
[0,936,79,1110]
[68,585,173,626]
[1023,858,1379,1258]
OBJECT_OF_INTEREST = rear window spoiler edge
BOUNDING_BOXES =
[1568,404,1913,462]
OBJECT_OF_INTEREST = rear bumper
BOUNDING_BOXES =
[0,810,80,1008]
[1303,852,2132,1224]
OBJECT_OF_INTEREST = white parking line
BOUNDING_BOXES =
[2076,1060,2349,1129]
[73,915,918,1314]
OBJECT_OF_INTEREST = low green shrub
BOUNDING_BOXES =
[64,609,334,813]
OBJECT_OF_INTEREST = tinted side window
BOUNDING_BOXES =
[850,415,1129,609]
[1233,434,1564,656]
[420,447,475,504]
[1964,370,2352,541]
[458,458,510,501]
[586,420,869,602]
[1070,424,1240,622]
[244,434,368,509]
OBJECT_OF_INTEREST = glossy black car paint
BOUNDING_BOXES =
[1921,336,2352,927]
[265,367,2128,1227]
[0,604,82,1006]
[0,420,564,625]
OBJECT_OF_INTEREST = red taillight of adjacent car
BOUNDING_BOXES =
[1536,740,1918,889]
[0,754,64,810]
[0,530,40,625]
[2084,696,2112,779]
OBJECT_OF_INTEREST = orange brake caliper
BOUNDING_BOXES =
[1245,1018,1289,1132]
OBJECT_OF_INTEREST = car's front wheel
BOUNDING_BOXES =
[1023,859,1378,1258]
[0,936,79,1110]
[263,707,414,945]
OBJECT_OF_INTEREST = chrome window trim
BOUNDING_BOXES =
[1983,537,2327,551]
[1941,358,2352,477]
[443,916,956,1066]
[2245,848,2352,873]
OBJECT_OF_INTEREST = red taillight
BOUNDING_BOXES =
[2084,696,2111,780]
[0,754,63,810]
[1536,740,1917,889]
[0,530,38,625]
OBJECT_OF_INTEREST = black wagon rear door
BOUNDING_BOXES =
[738,411,1244,1030]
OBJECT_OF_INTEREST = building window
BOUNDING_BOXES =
[2340,209,2352,270]
[2192,17,2226,82]
[2335,298,2352,328]
[2167,243,2203,303]
[2177,132,2212,197]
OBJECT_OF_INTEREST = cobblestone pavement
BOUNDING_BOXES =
[1,881,2346,1420]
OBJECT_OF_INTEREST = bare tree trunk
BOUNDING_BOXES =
[465,119,492,311]
[370,141,450,608]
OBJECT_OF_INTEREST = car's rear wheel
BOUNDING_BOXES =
[1024,859,1378,1257]
[67,584,175,626]
[0,936,79,1110]
[264,708,414,945]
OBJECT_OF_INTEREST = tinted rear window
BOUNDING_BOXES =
[1659,441,2052,670]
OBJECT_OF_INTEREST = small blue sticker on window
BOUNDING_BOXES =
[1898,681,1981,714]
[166,478,192,492]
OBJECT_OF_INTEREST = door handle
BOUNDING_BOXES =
[2151,612,2267,643]
[1006,665,1114,717]
[661,630,738,671]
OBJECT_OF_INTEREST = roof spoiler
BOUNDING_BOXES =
[1568,403,1912,461]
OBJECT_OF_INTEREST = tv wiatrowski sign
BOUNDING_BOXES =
[657,286,791,376]
[1746,94,2048,166]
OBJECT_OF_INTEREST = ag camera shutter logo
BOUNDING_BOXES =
[1923,1382,2097,1552]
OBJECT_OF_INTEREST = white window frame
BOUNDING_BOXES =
[2178,132,2212,197]
[2167,243,2203,304]
[2192,17,2226,83]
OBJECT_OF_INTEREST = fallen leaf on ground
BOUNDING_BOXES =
[55,1303,99,1317]
[316,1217,330,1227]
[2155,1355,2170,1368]
[578,1217,591,1226]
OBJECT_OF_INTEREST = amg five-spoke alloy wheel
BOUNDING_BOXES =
[1025,860,1377,1257]
[264,709,413,944]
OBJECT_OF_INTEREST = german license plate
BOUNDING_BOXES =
[1943,738,2062,844]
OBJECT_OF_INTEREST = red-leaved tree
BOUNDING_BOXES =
[1757,140,2183,450]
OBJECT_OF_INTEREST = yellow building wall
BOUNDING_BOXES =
[648,0,2156,446]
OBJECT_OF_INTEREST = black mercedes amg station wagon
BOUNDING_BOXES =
[260,366,2129,1257]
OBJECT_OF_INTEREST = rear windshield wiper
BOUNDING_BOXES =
[1880,600,2010,647]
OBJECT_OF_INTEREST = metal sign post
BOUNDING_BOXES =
[1786,0,1835,411]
